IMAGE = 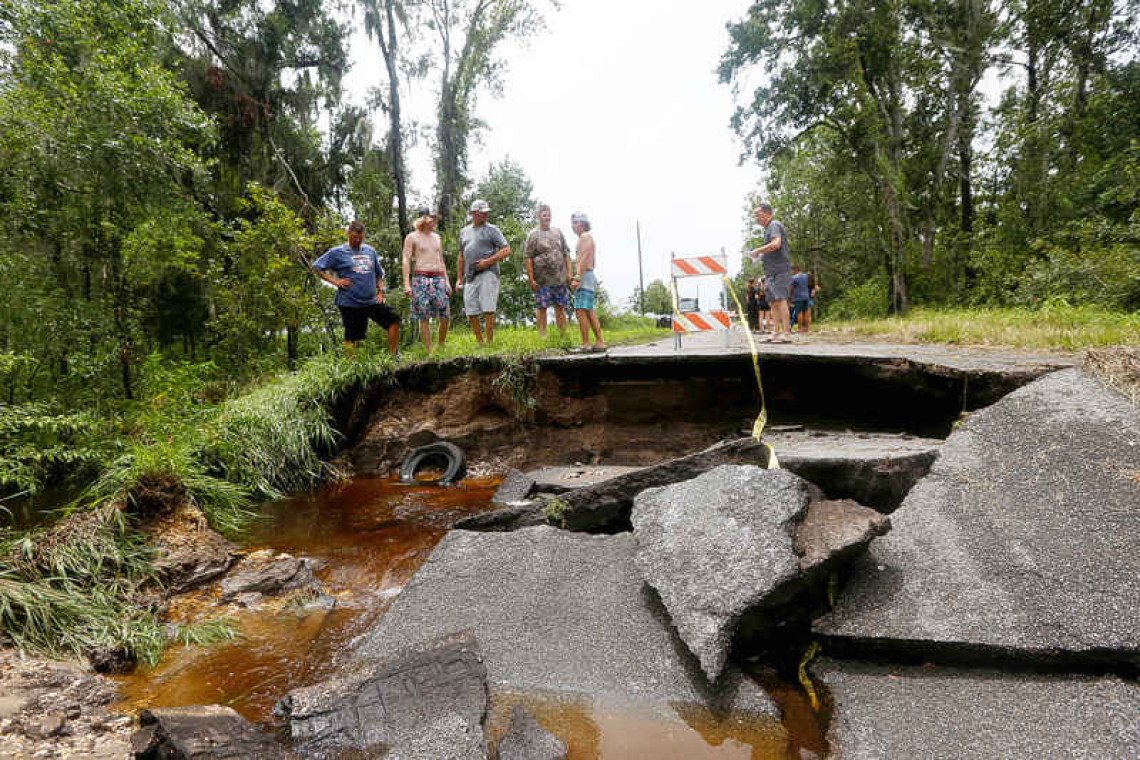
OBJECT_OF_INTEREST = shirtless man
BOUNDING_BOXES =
[402,207,452,352]
[570,212,604,352]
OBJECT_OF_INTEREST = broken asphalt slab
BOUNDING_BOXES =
[816,368,1140,668]
[455,437,770,532]
[813,657,1140,760]
[631,466,887,682]
[768,430,940,512]
[131,705,297,759]
[351,526,779,724]
[278,630,488,760]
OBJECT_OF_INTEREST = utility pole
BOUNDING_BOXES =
[636,219,645,314]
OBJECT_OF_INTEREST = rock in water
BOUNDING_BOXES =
[497,705,566,760]
[631,466,890,682]
[278,631,488,760]
[130,705,297,759]
[352,527,778,721]
[817,369,1140,666]
[813,658,1140,759]
[491,469,536,505]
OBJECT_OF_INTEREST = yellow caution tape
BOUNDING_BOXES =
[798,640,822,712]
[722,276,779,469]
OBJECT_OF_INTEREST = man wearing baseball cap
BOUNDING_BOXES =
[456,199,511,344]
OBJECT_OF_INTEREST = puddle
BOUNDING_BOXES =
[117,474,827,758]
[116,475,500,720]
[486,691,791,760]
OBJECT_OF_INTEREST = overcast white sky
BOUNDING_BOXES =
[343,0,760,311]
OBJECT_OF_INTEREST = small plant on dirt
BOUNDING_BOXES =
[82,438,253,536]
[542,496,570,528]
[492,357,539,420]
[169,617,241,648]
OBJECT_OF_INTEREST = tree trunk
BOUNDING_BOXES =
[380,0,409,239]
[286,323,298,370]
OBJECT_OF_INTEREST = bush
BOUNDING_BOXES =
[828,277,890,320]
[0,403,117,498]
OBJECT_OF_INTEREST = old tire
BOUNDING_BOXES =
[398,441,466,486]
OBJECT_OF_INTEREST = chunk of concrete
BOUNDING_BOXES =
[131,705,297,759]
[526,465,644,493]
[353,527,778,722]
[817,369,1140,667]
[795,499,891,575]
[219,552,317,603]
[631,467,888,682]
[491,469,536,505]
[554,437,772,532]
[497,704,566,760]
[770,430,940,512]
[278,630,488,760]
[814,658,1140,759]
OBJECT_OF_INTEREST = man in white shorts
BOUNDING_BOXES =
[456,199,510,344]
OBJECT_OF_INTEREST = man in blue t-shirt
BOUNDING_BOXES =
[313,220,402,354]
[747,204,793,343]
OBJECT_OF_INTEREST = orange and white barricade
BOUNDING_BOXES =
[671,253,733,350]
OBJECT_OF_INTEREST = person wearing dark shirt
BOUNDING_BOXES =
[790,265,820,333]
[745,278,760,331]
[313,220,401,354]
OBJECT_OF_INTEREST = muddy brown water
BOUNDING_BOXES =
[117,476,825,759]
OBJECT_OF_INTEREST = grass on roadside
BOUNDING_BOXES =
[0,508,166,666]
[817,305,1140,350]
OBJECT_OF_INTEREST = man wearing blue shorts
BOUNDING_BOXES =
[456,199,510,344]
[313,221,401,354]
[570,212,605,353]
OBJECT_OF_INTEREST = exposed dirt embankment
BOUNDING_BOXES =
[333,347,1049,478]
[336,357,757,477]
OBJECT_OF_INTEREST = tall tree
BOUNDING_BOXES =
[426,0,546,229]
[171,0,355,220]
[0,0,214,400]
[362,0,415,239]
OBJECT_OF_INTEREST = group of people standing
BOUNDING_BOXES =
[312,199,604,355]
[745,204,819,343]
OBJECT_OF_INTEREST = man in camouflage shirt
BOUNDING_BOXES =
[524,203,573,337]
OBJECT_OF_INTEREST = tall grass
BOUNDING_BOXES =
[0,508,166,665]
[819,305,1140,350]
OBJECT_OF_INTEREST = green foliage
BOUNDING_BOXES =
[0,403,116,498]
[83,439,253,535]
[824,306,1140,350]
[723,0,1140,315]
[492,358,539,419]
[542,496,569,527]
[0,509,165,665]
[168,617,241,649]
[828,277,890,321]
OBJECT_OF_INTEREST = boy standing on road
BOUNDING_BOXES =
[313,221,401,354]
[570,212,605,353]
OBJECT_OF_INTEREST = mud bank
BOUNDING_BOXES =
[336,346,1067,479]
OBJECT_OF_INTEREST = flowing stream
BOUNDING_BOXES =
[117,475,825,759]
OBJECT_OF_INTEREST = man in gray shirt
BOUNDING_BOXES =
[456,199,510,343]
[748,204,793,343]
